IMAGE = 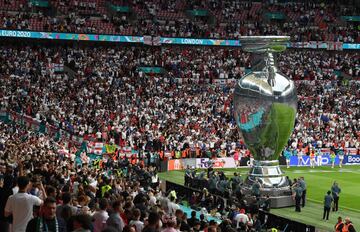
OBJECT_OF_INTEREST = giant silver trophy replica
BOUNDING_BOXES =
[234,36,297,208]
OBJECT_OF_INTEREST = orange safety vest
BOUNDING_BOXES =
[131,154,137,164]
[195,147,200,157]
[159,151,164,160]
[342,223,353,232]
[182,149,188,158]
[304,146,309,154]
[335,222,343,232]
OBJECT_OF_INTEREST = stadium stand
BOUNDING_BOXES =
[0,0,359,41]
[0,1,359,232]
[0,46,358,158]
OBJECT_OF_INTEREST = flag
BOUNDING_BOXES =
[105,144,117,154]
[75,142,88,157]
[38,121,46,134]
[54,130,61,142]
[144,36,152,45]
[88,153,102,161]
[153,36,161,46]
[88,141,104,155]
[320,114,330,123]
[327,42,343,51]
[91,157,103,169]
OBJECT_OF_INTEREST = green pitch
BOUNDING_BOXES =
[159,166,360,232]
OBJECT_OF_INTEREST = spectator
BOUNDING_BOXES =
[234,208,249,230]
[106,200,125,232]
[56,192,77,221]
[129,208,144,232]
[143,212,161,232]
[4,176,45,232]
[26,197,67,232]
[69,214,93,232]
[92,198,109,232]
[187,211,199,228]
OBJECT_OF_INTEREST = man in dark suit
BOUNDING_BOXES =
[298,177,307,207]
[331,181,341,212]
[293,183,303,212]
[323,191,333,220]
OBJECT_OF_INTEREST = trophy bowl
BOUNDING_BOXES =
[234,36,297,191]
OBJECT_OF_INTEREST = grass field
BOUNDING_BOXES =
[159,166,360,232]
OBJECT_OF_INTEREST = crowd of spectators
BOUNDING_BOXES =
[0,45,359,159]
[0,2,359,232]
[0,119,288,232]
[0,121,229,232]
[0,1,359,42]
[278,50,360,80]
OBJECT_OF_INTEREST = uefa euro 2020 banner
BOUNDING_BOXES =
[0,29,144,43]
[1,29,360,49]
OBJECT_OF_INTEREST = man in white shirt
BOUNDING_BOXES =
[129,208,144,232]
[167,196,180,215]
[92,198,109,232]
[5,176,46,232]
[234,209,249,229]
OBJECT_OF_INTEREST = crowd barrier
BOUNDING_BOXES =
[164,181,316,232]
[1,29,360,50]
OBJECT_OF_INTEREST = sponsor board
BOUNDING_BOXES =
[196,157,238,169]
[289,155,340,166]
[168,154,360,171]
[167,159,184,171]
[160,37,241,46]
[342,43,360,50]
[182,158,197,169]
[344,155,360,164]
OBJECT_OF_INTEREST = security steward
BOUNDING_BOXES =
[342,217,356,232]
[335,217,344,232]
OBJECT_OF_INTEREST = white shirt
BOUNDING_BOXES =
[167,201,180,215]
[5,192,43,232]
[149,195,157,206]
[129,220,144,232]
[234,213,249,228]
[92,210,109,232]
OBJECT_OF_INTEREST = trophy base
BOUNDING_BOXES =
[242,160,294,208]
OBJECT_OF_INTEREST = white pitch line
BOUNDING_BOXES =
[307,198,360,213]
[290,169,360,174]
